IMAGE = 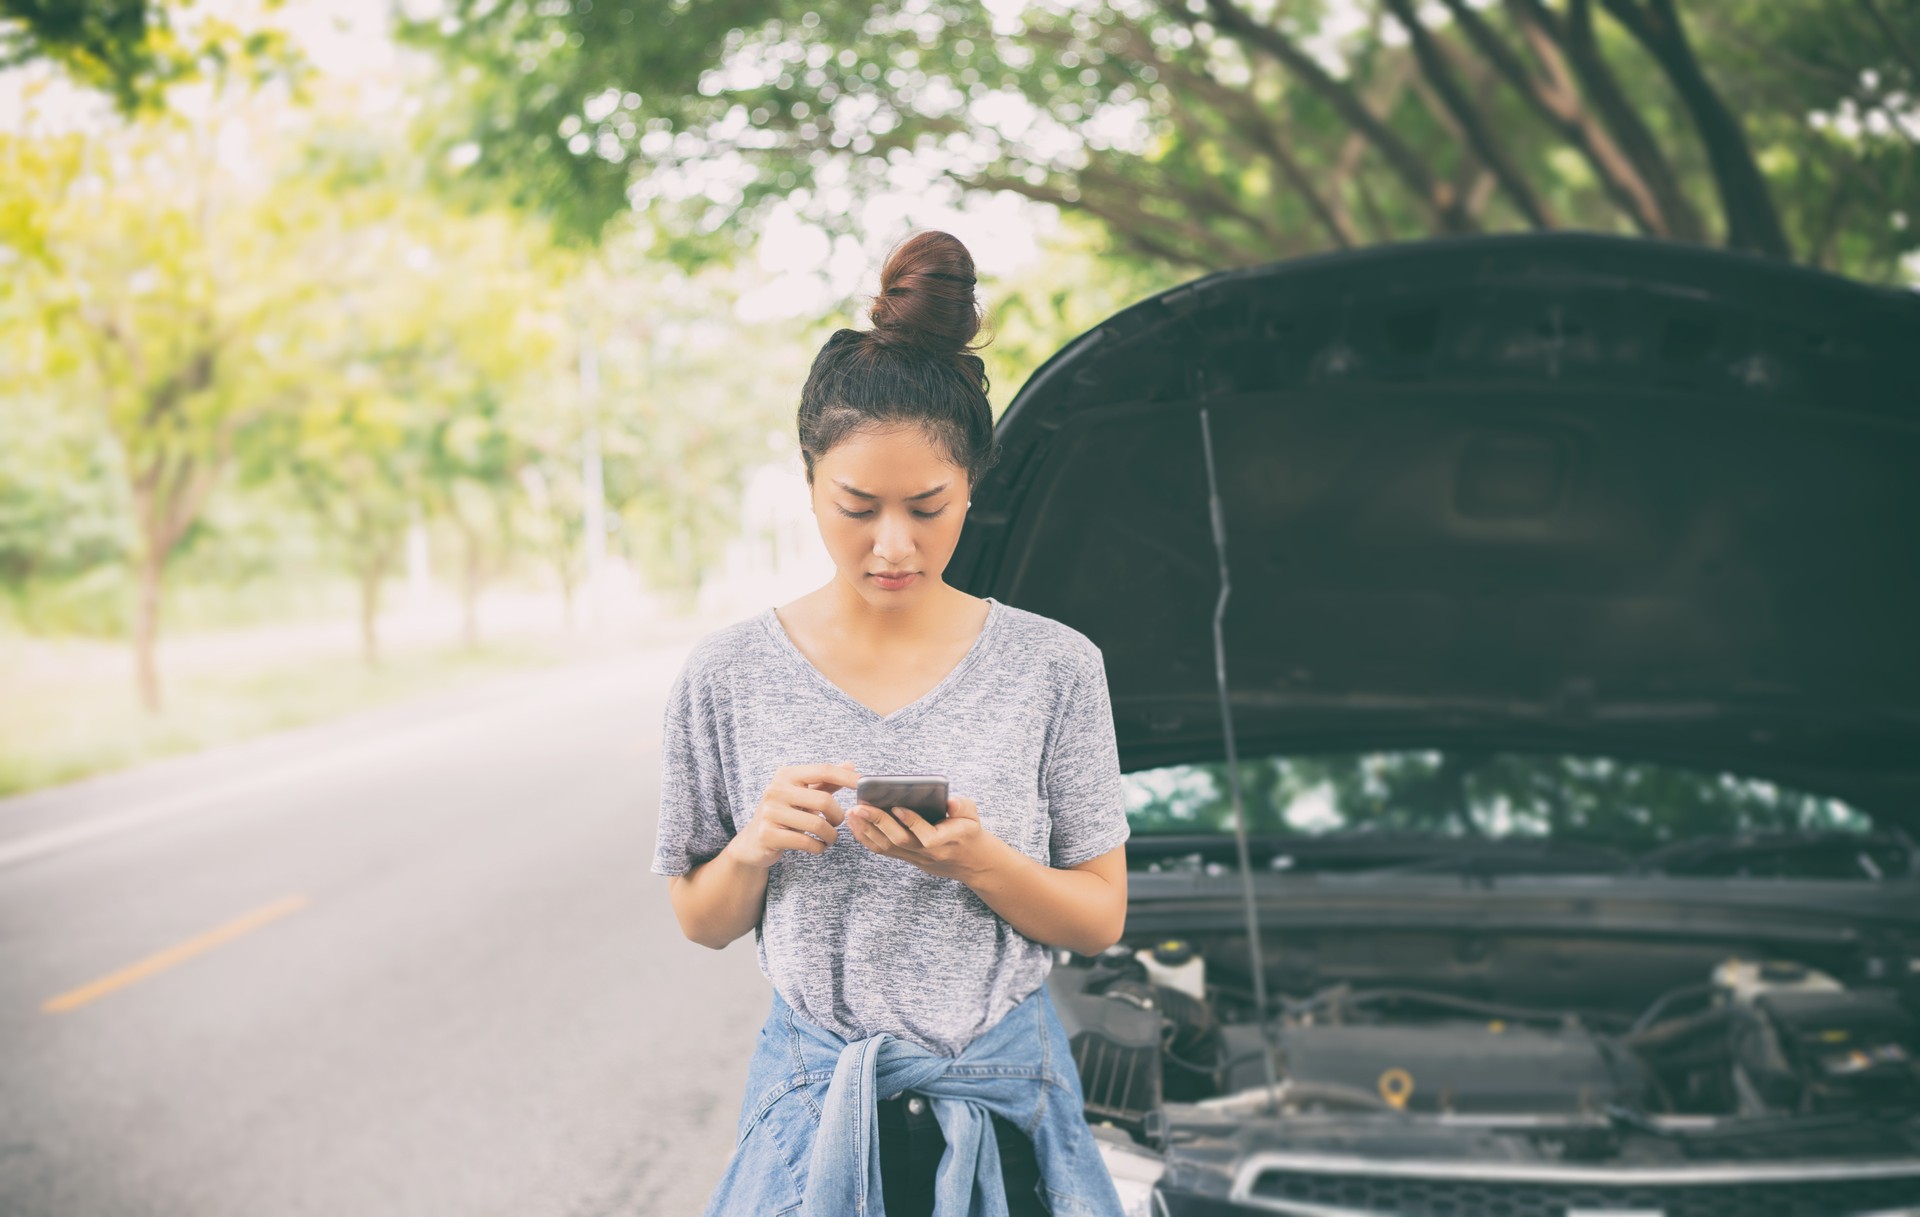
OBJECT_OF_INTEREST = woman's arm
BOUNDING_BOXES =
[966,839,1127,957]
[669,761,860,950]
[845,797,1128,956]
[667,848,770,950]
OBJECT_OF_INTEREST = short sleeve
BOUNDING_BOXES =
[1042,646,1131,868]
[650,657,737,877]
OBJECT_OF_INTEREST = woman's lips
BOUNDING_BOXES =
[871,572,917,590]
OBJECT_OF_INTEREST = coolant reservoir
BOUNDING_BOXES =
[1713,958,1843,1004]
[1136,939,1205,1002]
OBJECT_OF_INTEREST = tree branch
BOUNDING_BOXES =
[1104,22,1359,248]
[1438,0,1666,235]
[1351,161,1400,241]
[1525,0,1706,242]
[1053,24,1303,252]
[1596,0,1791,256]
[964,171,1213,269]
[1384,0,1554,227]
[1464,164,1500,220]
[1861,0,1920,86]
[1327,52,1414,235]
[1075,158,1278,264]
[1185,0,1476,233]
[158,409,244,552]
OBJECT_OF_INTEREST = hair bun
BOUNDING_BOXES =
[866,230,985,355]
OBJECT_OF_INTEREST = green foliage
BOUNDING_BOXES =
[0,0,306,113]
[0,564,130,635]
[411,0,1920,282]
[1124,748,1873,853]
[252,120,570,652]
[1689,1,1920,272]
[577,244,824,596]
[0,391,128,584]
[398,0,800,246]
[0,97,346,702]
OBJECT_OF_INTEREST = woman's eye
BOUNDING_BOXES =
[836,507,946,520]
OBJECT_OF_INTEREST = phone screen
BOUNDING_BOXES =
[855,775,949,825]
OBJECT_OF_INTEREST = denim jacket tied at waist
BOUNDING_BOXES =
[701,981,1127,1217]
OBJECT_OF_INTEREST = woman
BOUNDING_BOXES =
[651,229,1131,1217]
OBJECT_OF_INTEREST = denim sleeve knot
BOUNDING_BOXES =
[702,983,1127,1217]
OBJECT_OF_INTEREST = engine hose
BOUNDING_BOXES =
[1630,982,1715,1035]
[1627,1006,1732,1051]
[1215,980,1624,1028]
[1334,987,1617,1027]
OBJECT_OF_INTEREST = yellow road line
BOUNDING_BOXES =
[42,894,310,1014]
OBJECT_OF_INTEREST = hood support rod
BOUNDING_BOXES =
[1198,405,1283,1113]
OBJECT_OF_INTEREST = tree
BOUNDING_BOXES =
[281,376,419,666]
[262,124,569,661]
[0,0,302,113]
[406,0,1919,282]
[0,106,331,708]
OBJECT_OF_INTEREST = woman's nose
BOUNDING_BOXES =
[873,512,914,560]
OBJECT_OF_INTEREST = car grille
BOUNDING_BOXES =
[1242,1162,1920,1216]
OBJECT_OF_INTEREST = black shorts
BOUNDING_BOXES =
[876,1091,1048,1216]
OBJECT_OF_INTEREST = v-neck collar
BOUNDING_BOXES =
[761,596,1004,729]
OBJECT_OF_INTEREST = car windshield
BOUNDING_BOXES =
[1122,750,1895,876]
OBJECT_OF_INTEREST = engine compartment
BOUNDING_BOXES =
[1046,932,1920,1148]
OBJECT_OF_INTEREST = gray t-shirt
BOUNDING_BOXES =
[650,595,1130,1056]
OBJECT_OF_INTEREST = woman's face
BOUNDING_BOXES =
[809,422,970,608]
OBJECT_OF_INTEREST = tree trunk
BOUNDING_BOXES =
[133,547,165,713]
[460,525,483,650]
[358,562,384,667]
[354,534,401,667]
[128,470,169,714]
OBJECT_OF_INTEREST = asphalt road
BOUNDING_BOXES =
[0,641,765,1217]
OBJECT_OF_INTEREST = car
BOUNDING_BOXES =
[947,232,1920,1216]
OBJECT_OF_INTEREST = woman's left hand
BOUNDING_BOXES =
[846,794,1005,884]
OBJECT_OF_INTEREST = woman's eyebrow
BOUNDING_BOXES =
[833,479,949,501]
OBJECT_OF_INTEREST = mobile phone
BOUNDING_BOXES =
[856,775,949,826]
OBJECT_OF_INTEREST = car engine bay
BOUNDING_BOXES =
[1048,933,1920,1151]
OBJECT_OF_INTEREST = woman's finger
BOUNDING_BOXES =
[768,803,837,845]
[890,807,939,849]
[848,810,894,855]
[764,825,829,855]
[779,762,862,793]
[858,804,916,850]
[780,782,846,825]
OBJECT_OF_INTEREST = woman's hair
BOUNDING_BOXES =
[797,230,1000,488]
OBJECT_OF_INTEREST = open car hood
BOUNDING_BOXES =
[949,234,1920,818]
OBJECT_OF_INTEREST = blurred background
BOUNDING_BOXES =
[0,1,1914,1214]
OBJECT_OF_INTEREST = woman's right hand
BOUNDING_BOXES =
[724,762,861,869]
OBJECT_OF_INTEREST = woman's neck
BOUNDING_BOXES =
[802,577,975,650]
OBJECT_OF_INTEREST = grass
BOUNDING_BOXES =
[0,633,571,798]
